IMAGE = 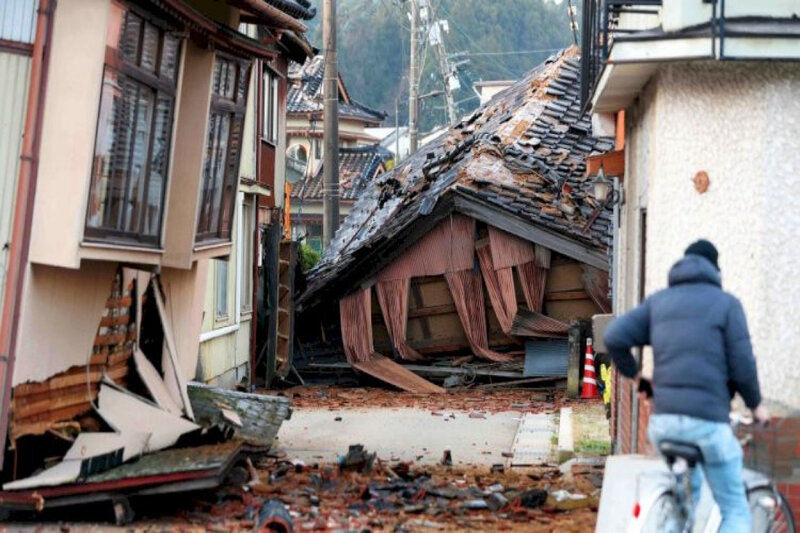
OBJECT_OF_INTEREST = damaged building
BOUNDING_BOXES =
[295,48,617,393]
[0,0,312,519]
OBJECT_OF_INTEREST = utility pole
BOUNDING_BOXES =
[395,98,401,164]
[322,0,339,248]
[431,19,457,124]
[567,0,579,45]
[408,0,419,153]
[425,1,458,125]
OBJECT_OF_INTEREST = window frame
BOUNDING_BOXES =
[84,2,182,246]
[239,195,255,313]
[262,66,279,144]
[215,258,229,319]
[195,52,251,244]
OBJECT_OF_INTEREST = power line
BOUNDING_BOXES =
[436,2,520,79]
[461,48,561,57]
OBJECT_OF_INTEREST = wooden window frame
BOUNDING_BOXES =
[261,66,279,145]
[195,53,251,244]
[84,2,182,246]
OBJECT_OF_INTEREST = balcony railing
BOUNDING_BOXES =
[580,0,663,109]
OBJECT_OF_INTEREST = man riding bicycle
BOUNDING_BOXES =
[604,240,769,532]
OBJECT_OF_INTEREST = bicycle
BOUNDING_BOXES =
[629,414,796,533]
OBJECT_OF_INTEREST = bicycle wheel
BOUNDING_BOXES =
[639,491,686,533]
[748,487,796,533]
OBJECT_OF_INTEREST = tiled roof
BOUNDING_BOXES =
[290,145,385,201]
[263,0,316,20]
[287,56,387,123]
[299,48,616,310]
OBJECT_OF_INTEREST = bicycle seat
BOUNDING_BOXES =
[658,440,703,466]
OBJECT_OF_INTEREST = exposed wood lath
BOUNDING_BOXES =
[10,270,135,442]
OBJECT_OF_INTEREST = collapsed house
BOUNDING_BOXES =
[0,0,312,518]
[295,48,616,393]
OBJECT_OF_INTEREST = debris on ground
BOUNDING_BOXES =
[124,449,604,531]
[260,385,582,414]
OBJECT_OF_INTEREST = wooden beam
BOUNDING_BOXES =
[453,194,609,271]
[545,290,590,302]
[567,323,582,398]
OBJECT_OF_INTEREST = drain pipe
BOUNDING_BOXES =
[0,0,56,471]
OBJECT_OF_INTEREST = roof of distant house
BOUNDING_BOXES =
[263,0,316,20]
[299,48,616,311]
[287,56,387,124]
[291,145,386,201]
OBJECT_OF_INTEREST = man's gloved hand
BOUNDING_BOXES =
[637,376,653,399]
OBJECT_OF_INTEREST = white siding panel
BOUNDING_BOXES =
[0,51,31,307]
[0,0,38,44]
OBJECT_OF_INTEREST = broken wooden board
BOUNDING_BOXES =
[151,278,194,420]
[133,348,182,415]
[3,460,82,491]
[97,380,199,451]
[351,353,445,394]
[65,432,150,463]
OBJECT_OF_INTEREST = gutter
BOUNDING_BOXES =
[0,0,55,471]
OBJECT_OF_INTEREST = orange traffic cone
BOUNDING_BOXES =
[581,338,600,399]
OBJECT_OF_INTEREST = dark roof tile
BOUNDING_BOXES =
[290,144,385,201]
[301,48,614,306]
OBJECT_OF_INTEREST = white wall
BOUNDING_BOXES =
[0,52,30,308]
[622,61,800,408]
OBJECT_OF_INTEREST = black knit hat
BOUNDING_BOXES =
[685,239,719,270]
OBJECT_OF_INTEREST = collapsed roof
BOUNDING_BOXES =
[288,55,388,124]
[300,48,616,312]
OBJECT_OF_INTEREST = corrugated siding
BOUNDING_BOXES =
[0,52,31,307]
[523,338,569,377]
[0,0,38,44]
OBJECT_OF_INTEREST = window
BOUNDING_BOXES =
[85,2,181,245]
[286,144,308,180]
[240,196,254,312]
[215,259,229,318]
[262,68,279,143]
[307,223,322,253]
[196,55,251,243]
[313,138,322,160]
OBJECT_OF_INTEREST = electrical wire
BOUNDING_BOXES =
[462,48,562,57]
[436,2,521,79]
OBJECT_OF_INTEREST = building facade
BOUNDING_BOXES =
[284,55,386,246]
[198,14,314,389]
[0,0,311,472]
[581,0,800,514]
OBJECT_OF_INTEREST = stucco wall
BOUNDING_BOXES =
[623,61,800,407]
[29,0,108,268]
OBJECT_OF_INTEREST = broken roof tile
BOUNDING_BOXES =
[299,47,614,309]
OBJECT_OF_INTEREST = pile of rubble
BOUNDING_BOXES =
[264,385,584,414]
[139,446,603,531]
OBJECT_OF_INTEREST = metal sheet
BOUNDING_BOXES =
[523,338,569,377]
[511,310,569,337]
[352,353,445,394]
[0,0,38,44]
